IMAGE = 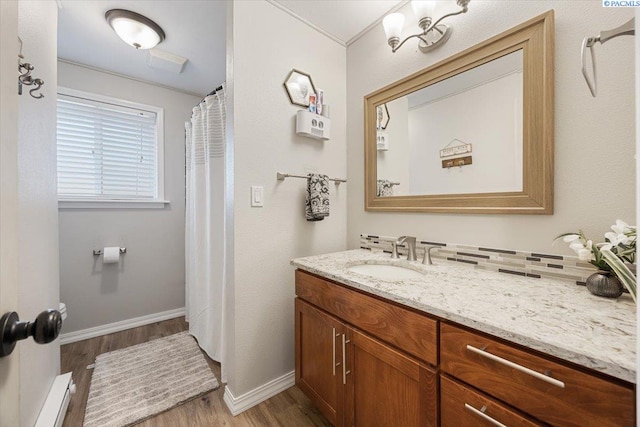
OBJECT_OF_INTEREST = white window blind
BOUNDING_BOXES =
[57,91,161,201]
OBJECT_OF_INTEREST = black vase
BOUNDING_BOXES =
[585,271,624,298]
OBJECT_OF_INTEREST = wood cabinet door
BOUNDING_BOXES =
[295,298,346,426]
[345,328,438,427]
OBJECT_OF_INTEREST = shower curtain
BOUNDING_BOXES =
[185,86,227,382]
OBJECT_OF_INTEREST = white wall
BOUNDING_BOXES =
[228,0,347,397]
[17,1,60,425]
[347,2,635,253]
[57,61,200,333]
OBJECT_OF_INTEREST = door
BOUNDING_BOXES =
[0,2,21,425]
[295,298,346,427]
[1,1,61,426]
[345,328,438,427]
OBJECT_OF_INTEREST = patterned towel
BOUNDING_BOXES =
[305,174,330,221]
[377,179,393,197]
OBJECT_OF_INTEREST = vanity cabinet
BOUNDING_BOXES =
[295,270,438,427]
[294,269,635,427]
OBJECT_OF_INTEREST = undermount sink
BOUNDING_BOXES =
[347,263,425,280]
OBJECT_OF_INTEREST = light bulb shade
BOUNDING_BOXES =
[411,0,436,21]
[105,9,165,50]
[383,13,405,40]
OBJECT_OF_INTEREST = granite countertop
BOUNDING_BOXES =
[291,249,636,383]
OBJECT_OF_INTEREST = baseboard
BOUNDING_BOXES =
[223,371,295,416]
[59,308,186,345]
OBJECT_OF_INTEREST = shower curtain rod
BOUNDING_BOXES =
[197,84,224,105]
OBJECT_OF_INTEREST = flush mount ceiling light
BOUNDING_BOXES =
[105,9,165,50]
[383,0,470,53]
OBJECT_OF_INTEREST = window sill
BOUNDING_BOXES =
[58,199,171,209]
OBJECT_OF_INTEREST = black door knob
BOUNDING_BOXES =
[0,309,63,357]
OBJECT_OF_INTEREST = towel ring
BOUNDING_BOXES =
[581,37,598,97]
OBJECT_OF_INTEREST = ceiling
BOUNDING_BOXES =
[57,1,402,96]
[58,0,227,96]
[272,0,403,44]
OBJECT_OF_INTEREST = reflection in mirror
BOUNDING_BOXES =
[377,50,523,197]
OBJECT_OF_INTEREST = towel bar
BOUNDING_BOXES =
[277,172,347,184]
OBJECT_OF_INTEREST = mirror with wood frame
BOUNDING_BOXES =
[364,10,554,214]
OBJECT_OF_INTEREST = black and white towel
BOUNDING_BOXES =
[377,179,393,197]
[305,174,330,221]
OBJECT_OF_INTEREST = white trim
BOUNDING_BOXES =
[58,86,163,115]
[58,199,170,209]
[156,107,165,201]
[59,308,185,345]
[57,59,205,98]
[264,0,410,48]
[264,0,345,46]
[346,0,410,46]
[223,371,295,416]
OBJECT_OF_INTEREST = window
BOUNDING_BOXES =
[56,88,166,207]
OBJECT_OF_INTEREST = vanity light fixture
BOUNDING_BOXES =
[382,0,470,53]
[105,9,165,50]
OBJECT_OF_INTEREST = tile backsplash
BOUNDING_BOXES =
[360,234,598,286]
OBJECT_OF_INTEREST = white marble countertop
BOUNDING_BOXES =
[291,249,636,383]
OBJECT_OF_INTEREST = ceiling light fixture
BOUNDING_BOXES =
[105,9,165,50]
[383,0,470,53]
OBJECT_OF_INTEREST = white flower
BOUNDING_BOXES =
[586,240,593,250]
[611,219,630,235]
[605,231,619,243]
[578,248,592,261]
[605,229,633,246]
[569,241,584,252]
[562,234,580,243]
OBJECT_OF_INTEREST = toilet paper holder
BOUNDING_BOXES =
[93,248,127,256]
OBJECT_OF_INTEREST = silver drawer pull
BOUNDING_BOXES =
[342,334,351,385]
[332,328,336,376]
[466,345,565,389]
[464,404,508,427]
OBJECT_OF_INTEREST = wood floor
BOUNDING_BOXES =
[61,317,331,426]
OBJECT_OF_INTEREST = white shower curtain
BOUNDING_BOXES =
[185,87,227,382]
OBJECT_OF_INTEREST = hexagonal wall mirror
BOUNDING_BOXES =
[283,69,316,108]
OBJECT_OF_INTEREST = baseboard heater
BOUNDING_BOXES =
[35,373,75,427]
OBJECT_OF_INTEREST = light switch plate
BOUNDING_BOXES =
[251,186,264,207]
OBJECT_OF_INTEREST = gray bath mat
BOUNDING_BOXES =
[83,331,219,427]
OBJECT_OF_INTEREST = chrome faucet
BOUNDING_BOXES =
[396,236,417,261]
[422,246,438,265]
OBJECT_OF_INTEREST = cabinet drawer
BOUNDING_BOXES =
[441,375,545,427]
[440,323,635,427]
[295,270,438,365]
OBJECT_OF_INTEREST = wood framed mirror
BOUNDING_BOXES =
[365,11,554,214]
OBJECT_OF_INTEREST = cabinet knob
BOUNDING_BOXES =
[0,309,63,357]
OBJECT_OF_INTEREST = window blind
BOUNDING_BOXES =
[57,94,158,200]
